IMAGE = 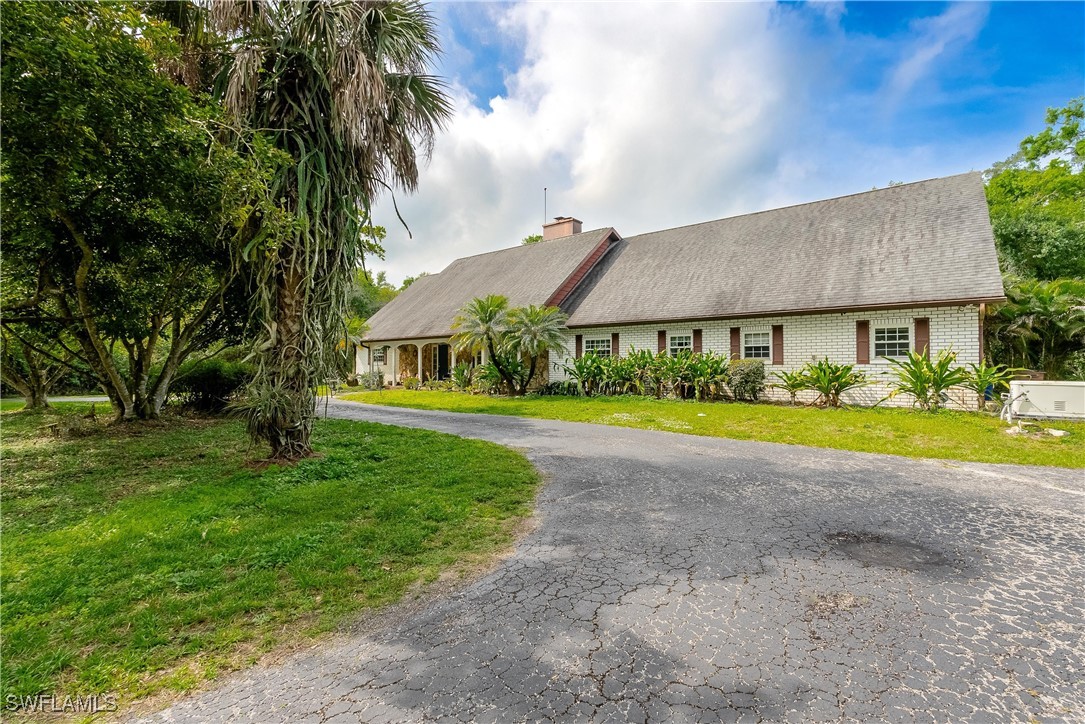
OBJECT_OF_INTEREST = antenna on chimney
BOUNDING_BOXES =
[543,187,547,223]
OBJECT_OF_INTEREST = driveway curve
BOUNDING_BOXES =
[140,400,1083,723]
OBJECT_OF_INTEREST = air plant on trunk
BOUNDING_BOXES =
[212,1,451,459]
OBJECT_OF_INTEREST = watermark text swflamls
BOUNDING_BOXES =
[5,693,118,713]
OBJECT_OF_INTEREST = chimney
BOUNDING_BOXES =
[542,216,582,240]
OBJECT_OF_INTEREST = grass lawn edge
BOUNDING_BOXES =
[337,390,1085,470]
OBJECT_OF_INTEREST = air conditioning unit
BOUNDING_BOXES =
[1008,380,1085,421]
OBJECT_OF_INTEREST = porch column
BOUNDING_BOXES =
[481,346,488,365]
[415,343,422,380]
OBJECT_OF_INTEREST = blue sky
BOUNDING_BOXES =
[371,1,1085,284]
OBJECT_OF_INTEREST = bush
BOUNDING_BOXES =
[728,359,765,401]
[884,349,968,411]
[773,369,808,405]
[800,359,868,408]
[357,371,384,390]
[473,363,503,394]
[450,363,474,391]
[172,357,254,412]
[961,361,1022,411]
[402,376,420,390]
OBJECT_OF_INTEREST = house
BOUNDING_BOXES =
[359,173,1005,406]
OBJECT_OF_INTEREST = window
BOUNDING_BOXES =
[584,338,611,357]
[744,331,770,359]
[372,347,386,364]
[473,350,483,367]
[874,326,910,358]
[669,335,692,356]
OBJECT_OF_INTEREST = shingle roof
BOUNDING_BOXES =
[563,173,1005,327]
[363,227,614,341]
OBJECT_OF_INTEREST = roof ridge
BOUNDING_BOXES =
[622,172,979,242]
[444,227,613,266]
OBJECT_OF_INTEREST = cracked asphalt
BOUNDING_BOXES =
[139,401,1084,723]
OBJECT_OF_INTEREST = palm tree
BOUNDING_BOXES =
[210,1,452,459]
[450,295,518,392]
[505,305,568,394]
[988,277,1085,378]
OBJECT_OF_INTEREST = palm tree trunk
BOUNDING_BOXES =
[519,355,538,395]
[270,256,313,459]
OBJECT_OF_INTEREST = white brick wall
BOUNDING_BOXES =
[551,304,981,408]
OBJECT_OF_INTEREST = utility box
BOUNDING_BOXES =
[1009,380,1085,421]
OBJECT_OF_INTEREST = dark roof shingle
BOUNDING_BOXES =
[363,228,614,341]
[363,173,1004,341]
[563,173,1004,327]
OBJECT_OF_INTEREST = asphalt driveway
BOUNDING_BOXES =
[140,401,1084,723]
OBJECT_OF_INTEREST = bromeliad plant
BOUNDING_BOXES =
[450,363,474,392]
[800,359,868,408]
[884,349,969,411]
[772,369,809,406]
[960,361,1023,411]
[562,353,606,397]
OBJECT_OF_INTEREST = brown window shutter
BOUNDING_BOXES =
[771,325,783,365]
[914,317,930,358]
[611,332,619,357]
[856,320,870,364]
[657,330,666,353]
[692,329,702,354]
[575,334,583,359]
[729,327,741,359]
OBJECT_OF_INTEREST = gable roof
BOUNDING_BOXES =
[363,227,617,341]
[562,172,1005,327]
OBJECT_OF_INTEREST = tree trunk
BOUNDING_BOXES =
[519,355,538,396]
[265,256,314,459]
[487,338,519,396]
[1,342,54,410]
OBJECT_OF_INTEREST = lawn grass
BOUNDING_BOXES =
[340,390,1085,468]
[0,402,538,706]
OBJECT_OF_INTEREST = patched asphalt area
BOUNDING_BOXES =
[137,401,1084,723]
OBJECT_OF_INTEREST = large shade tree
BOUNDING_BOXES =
[210,0,452,459]
[986,98,1085,281]
[0,1,263,419]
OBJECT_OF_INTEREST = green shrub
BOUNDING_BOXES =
[450,363,474,391]
[474,363,503,394]
[961,361,1022,411]
[728,359,766,401]
[562,353,606,396]
[801,359,868,408]
[172,358,254,412]
[402,376,420,390]
[773,369,808,405]
[884,349,968,411]
[687,351,730,401]
[357,371,384,390]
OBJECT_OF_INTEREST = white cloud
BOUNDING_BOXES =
[368,1,1000,286]
[883,2,990,110]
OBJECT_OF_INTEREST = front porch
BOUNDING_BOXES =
[362,339,486,386]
